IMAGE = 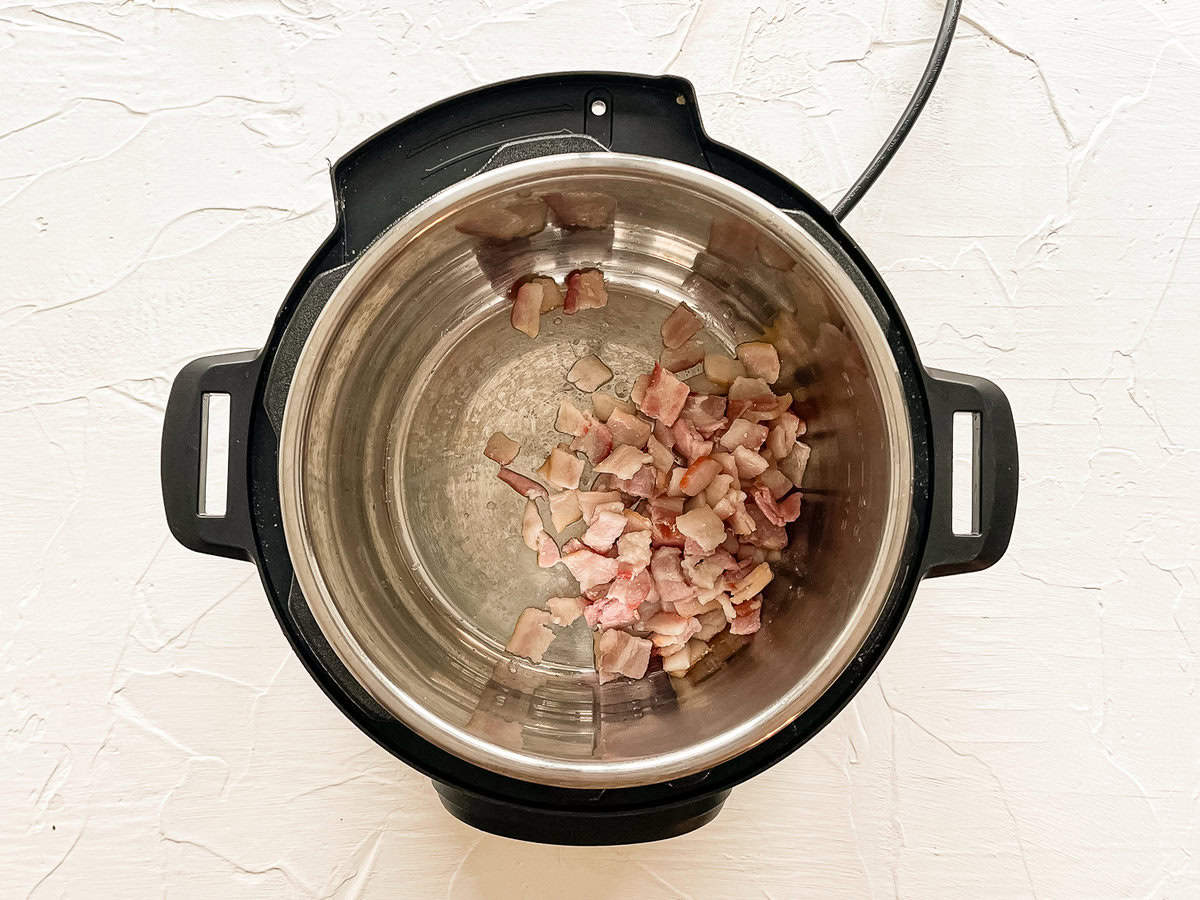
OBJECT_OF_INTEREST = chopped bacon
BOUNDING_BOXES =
[675,507,725,554]
[587,596,639,631]
[766,411,801,459]
[646,435,675,473]
[729,605,762,635]
[522,499,544,550]
[537,446,584,490]
[538,533,561,568]
[498,467,548,499]
[549,490,582,531]
[616,529,653,574]
[679,456,722,496]
[607,569,653,607]
[706,216,757,263]
[555,399,588,436]
[484,431,520,465]
[703,354,745,388]
[595,444,653,478]
[660,303,703,349]
[618,464,658,499]
[594,628,652,682]
[671,417,714,464]
[569,415,613,464]
[637,364,689,426]
[778,492,803,522]
[562,547,621,590]
[719,420,768,452]
[456,198,547,241]
[695,608,729,641]
[592,392,634,422]
[564,268,608,313]
[606,409,652,448]
[510,281,542,338]
[743,505,787,549]
[680,394,727,431]
[735,342,781,384]
[661,638,710,676]
[728,377,774,404]
[660,340,705,372]
[704,473,735,507]
[546,596,586,626]
[631,373,650,407]
[505,608,556,662]
[756,467,792,501]
[578,490,623,523]
[733,446,770,479]
[545,191,616,229]
[778,441,812,488]
[623,507,652,532]
[567,354,613,392]
[652,419,675,450]
[582,509,627,553]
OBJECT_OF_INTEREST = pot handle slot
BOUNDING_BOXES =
[921,368,1018,577]
[161,350,261,561]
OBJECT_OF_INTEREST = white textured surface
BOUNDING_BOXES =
[3,1,1199,896]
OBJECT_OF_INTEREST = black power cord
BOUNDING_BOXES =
[832,0,962,220]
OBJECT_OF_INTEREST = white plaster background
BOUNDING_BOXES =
[2,0,1198,896]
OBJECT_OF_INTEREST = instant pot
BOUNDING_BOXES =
[161,72,1017,843]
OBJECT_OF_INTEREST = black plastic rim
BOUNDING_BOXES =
[238,73,935,819]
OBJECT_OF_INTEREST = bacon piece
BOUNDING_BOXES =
[703,354,745,388]
[636,364,689,427]
[567,354,613,392]
[778,492,803,522]
[595,444,653,478]
[484,431,520,465]
[549,490,582,531]
[704,473,735,507]
[586,596,639,631]
[555,399,588,436]
[728,376,774,402]
[618,464,658,499]
[729,562,772,607]
[546,596,586,626]
[505,608,556,662]
[729,604,762,635]
[695,608,729,641]
[617,530,653,575]
[456,198,547,241]
[707,216,757,263]
[766,411,801,459]
[679,456,722,496]
[623,508,652,532]
[735,342,781,384]
[537,446,584,490]
[498,467,548,499]
[522,500,544,550]
[686,373,724,396]
[660,340,705,373]
[538,533,561,568]
[564,268,608,313]
[675,507,725,554]
[594,628,652,682]
[607,569,653,607]
[561,547,621,590]
[631,374,650,407]
[661,638,710,676]
[582,509,628,553]
[671,417,714,464]
[545,191,616,229]
[510,281,542,338]
[743,506,787,549]
[569,415,613,465]
[719,420,768,452]
[646,435,675,473]
[606,409,652,448]
[592,392,635,422]
[681,394,727,430]
[756,467,792,501]
[578,491,623,523]
[660,303,703,349]
[733,446,769,479]
[778,441,812,488]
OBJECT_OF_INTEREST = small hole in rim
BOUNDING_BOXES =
[590,99,607,116]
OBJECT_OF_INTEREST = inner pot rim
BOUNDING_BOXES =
[278,152,914,787]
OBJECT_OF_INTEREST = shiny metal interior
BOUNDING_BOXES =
[279,155,913,788]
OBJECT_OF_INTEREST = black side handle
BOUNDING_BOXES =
[161,350,261,561]
[921,368,1019,577]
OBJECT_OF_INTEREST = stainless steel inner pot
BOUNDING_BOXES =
[278,154,913,788]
